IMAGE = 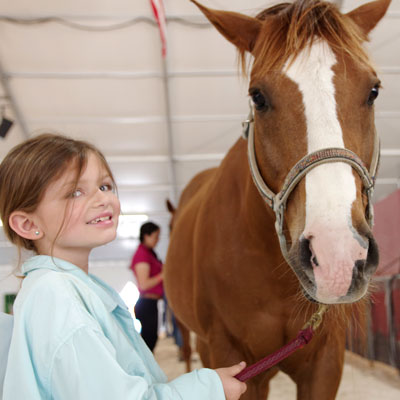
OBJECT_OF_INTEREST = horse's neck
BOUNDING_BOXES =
[215,138,296,296]
[216,138,277,238]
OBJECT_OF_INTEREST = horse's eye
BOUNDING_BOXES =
[250,89,268,111]
[367,85,379,106]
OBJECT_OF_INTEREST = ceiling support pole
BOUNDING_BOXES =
[161,55,178,205]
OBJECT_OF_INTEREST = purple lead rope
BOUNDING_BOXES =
[234,326,315,382]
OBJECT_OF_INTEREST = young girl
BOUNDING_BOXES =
[0,134,247,400]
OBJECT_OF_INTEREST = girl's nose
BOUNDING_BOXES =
[93,188,109,206]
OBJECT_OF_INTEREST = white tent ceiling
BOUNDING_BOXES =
[0,0,399,264]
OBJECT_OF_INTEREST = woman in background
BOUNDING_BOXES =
[131,222,163,352]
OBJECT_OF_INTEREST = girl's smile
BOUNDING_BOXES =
[86,212,114,225]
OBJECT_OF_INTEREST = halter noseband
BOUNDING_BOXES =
[242,104,380,262]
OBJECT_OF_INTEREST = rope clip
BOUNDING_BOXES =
[303,304,328,331]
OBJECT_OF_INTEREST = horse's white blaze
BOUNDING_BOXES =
[285,41,368,303]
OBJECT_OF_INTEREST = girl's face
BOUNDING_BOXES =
[31,152,120,268]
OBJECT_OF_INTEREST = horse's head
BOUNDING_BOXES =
[192,0,391,304]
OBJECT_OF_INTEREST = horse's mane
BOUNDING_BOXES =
[241,0,373,76]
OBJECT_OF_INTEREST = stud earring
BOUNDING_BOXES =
[35,231,40,236]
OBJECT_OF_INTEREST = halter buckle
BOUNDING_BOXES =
[242,100,254,139]
[242,119,251,139]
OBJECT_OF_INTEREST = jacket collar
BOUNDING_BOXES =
[22,255,83,275]
[22,255,127,313]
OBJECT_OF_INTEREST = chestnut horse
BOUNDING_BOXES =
[164,0,391,398]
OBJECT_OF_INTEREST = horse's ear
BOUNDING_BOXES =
[190,0,262,53]
[346,0,391,36]
[166,199,176,214]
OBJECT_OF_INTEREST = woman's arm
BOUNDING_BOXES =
[135,262,163,291]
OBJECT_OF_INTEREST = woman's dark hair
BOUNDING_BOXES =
[139,222,160,243]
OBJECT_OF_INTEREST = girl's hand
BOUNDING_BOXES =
[215,361,247,400]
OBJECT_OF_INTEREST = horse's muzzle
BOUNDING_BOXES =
[291,234,379,304]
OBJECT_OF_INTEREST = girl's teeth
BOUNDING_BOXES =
[90,216,110,224]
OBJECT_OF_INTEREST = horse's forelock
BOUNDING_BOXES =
[240,0,373,77]
[255,3,292,21]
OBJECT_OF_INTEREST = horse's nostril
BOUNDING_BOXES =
[299,238,312,270]
[354,259,366,273]
[352,259,367,281]
[312,256,319,267]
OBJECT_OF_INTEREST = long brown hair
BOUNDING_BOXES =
[0,133,116,254]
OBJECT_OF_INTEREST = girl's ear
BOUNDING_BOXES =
[9,211,42,240]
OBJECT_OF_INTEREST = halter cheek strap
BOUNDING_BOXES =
[242,104,380,262]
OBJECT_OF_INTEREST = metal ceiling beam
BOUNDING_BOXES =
[106,153,225,163]
[26,110,400,125]
[6,69,239,79]
[3,11,398,21]
[334,0,344,9]
[104,150,400,164]
[8,71,164,80]
[102,178,400,191]
[376,111,400,118]
[117,184,174,192]
[27,114,246,125]
[0,13,208,24]
[0,59,29,138]
[5,65,400,80]
[3,11,400,20]
[376,178,400,185]
[380,149,400,157]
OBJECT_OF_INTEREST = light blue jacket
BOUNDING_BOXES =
[2,256,225,400]
[0,312,12,397]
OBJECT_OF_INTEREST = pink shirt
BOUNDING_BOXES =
[131,243,163,297]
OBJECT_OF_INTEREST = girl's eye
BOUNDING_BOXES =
[100,184,114,192]
[72,189,83,198]
[367,85,379,106]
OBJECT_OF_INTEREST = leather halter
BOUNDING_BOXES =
[242,104,380,262]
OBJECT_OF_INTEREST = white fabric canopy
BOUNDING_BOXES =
[0,0,399,264]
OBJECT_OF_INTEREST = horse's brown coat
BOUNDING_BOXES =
[165,1,391,398]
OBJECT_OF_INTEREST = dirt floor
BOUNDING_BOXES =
[154,336,400,400]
